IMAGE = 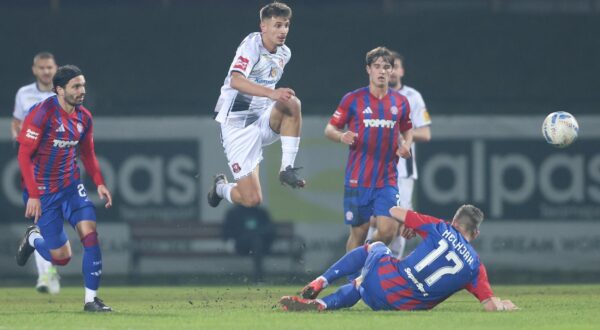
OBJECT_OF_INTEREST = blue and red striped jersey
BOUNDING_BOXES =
[329,87,412,188]
[378,211,493,310]
[17,96,104,197]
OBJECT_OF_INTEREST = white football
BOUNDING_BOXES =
[542,111,579,148]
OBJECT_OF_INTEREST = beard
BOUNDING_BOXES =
[65,94,84,106]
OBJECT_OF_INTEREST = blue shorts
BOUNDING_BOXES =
[343,186,399,226]
[23,181,96,249]
[359,242,395,311]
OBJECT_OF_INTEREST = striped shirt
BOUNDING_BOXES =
[330,87,412,188]
[17,96,104,197]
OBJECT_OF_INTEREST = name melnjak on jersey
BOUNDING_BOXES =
[441,230,475,266]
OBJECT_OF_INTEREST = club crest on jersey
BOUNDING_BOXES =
[53,139,79,148]
[269,66,277,78]
[77,123,84,133]
[233,56,249,71]
[278,58,285,68]
[391,106,398,115]
[232,163,241,173]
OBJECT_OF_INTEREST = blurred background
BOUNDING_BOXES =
[1,0,599,285]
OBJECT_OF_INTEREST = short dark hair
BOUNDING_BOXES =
[454,204,484,234]
[53,65,83,92]
[260,2,292,21]
[365,46,395,67]
[33,51,55,65]
[390,50,405,66]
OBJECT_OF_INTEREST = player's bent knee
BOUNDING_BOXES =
[81,231,99,247]
[241,193,262,207]
[52,256,72,266]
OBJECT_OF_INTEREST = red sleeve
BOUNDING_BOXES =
[465,262,494,302]
[404,210,443,238]
[398,94,413,132]
[16,107,45,198]
[328,93,353,129]
[79,115,105,186]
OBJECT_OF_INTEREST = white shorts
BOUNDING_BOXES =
[220,105,280,180]
[397,177,415,210]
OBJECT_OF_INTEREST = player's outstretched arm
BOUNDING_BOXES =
[482,297,519,312]
[389,207,408,224]
[230,72,295,102]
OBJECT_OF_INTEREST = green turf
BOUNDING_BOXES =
[1,284,599,329]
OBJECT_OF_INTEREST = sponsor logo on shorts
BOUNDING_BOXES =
[232,163,241,173]
[345,211,354,221]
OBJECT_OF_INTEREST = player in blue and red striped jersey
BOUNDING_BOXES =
[15,65,113,312]
[324,46,413,252]
[280,205,518,312]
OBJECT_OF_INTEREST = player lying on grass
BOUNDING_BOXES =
[280,205,518,312]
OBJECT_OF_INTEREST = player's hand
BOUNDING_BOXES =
[340,131,358,145]
[97,185,113,208]
[269,88,295,102]
[25,198,42,224]
[483,297,518,311]
[396,143,411,159]
[400,226,416,240]
[501,300,518,311]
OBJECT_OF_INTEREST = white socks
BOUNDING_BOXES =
[280,136,300,171]
[28,231,42,247]
[34,252,51,275]
[365,226,376,242]
[85,288,97,303]
[389,235,406,259]
[217,182,236,204]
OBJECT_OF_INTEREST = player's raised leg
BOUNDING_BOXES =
[270,97,305,188]
[209,167,264,208]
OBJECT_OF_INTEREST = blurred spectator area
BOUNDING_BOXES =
[1,0,598,116]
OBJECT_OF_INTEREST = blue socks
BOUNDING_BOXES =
[32,238,52,262]
[321,283,361,310]
[81,232,102,290]
[322,245,368,284]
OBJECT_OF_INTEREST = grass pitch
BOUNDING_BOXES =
[1,284,599,329]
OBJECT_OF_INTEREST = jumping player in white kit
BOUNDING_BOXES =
[366,51,432,258]
[10,51,61,294]
[209,2,305,208]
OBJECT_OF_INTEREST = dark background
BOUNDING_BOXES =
[1,0,598,117]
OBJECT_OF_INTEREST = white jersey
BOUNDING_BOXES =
[397,85,431,180]
[13,82,55,121]
[214,32,291,128]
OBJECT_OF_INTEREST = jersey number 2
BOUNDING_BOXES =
[77,184,87,198]
[414,239,464,286]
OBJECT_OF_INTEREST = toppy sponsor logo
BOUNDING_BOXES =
[363,119,396,129]
[53,139,79,148]
[25,129,39,140]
